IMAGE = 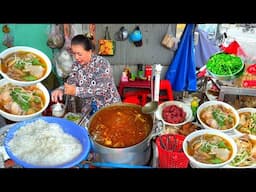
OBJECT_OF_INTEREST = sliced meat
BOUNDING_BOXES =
[25,65,45,78]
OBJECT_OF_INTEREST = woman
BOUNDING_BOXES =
[51,33,121,114]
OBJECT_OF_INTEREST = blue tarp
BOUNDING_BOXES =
[165,24,197,92]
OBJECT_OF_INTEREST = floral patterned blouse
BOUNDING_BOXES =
[66,54,121,114]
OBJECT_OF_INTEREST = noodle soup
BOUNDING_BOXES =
[0,79,50,122]
[183,129,237,168]
[0,46,52,86]
[1,51,47,81]
[0,83,45,115]
[197,101,239,132]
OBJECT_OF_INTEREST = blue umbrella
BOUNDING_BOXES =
[165,24,197,92]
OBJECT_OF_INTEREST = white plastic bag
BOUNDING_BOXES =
[47,24,65,49]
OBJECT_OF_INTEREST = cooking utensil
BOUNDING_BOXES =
[141,101,158,114]
[88,103,153,165]
[78,106,92,126]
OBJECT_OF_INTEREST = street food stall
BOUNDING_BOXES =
[0,24,256,169]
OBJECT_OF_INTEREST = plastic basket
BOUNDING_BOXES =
[156,134,189,168]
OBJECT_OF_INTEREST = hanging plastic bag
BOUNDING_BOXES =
[47,24,65,49]
[2,24,14,48]
[54,48,74,78]
[161,25,175,49]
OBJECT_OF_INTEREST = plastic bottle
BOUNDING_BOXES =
[90,100,98,116]
[191,96,199,119]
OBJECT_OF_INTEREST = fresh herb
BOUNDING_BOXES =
[22,75,37,81]
[10,88,31,112]
[33,96,41,103]
[14,60,26,70]
[210,157,223,164]
[200,142,212,153]
[66,114,81,122]
[217,141,228,148]
[206,53,243,76]
[212,109,226,127]
[32,58,41,65]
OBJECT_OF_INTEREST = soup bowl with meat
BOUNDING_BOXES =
[0,79,50,122]
[88,103,154,165]
[155,100,193,127]
[0,46,52,86]
[183,129,237,168]
[197,101,239,133]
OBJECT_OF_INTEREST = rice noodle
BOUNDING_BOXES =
[8,119,82,166]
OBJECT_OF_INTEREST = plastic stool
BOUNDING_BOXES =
[159,80,174,102]
[123,95,140,105]
[123,90,151,106]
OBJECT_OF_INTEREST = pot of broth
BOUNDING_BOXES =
[88,103,154,165]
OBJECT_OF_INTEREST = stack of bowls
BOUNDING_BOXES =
[0,46,52,121]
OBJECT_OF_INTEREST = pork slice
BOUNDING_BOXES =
[211,148,231,161]
[26,65,45,78]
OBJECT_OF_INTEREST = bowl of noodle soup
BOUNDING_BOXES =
[197,101,239,133]
[0,46,52,86]
[183,129,237,168]
[0,79,50,121]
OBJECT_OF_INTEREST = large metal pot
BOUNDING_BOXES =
[88,103,154,165]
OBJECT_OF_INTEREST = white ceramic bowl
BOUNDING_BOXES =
[0,79,50,122]
[197,100,239,133]
[183,129,237,168]
[234,108,256,139]
[0,46,52,86]
[224,134,256,169]
[155,100,193,127]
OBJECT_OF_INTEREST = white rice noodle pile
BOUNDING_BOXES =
[8,119,82,166]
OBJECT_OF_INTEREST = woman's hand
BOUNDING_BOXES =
[51,88,64,102]
[64,83,76,96]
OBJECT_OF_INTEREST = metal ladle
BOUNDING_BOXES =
[141,101,158,114]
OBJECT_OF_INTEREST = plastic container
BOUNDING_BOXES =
[156,134,189,168]
[145,65,152,81]
[4,116,91,168]
[191,96,199,118]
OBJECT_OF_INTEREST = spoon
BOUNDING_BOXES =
[141,101,158,114]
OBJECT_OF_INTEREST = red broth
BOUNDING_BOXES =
[89,105,153,148]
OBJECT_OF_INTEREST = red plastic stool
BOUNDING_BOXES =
[123,90,150,106]
[159,80,174,103]
[123,95,141,105]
